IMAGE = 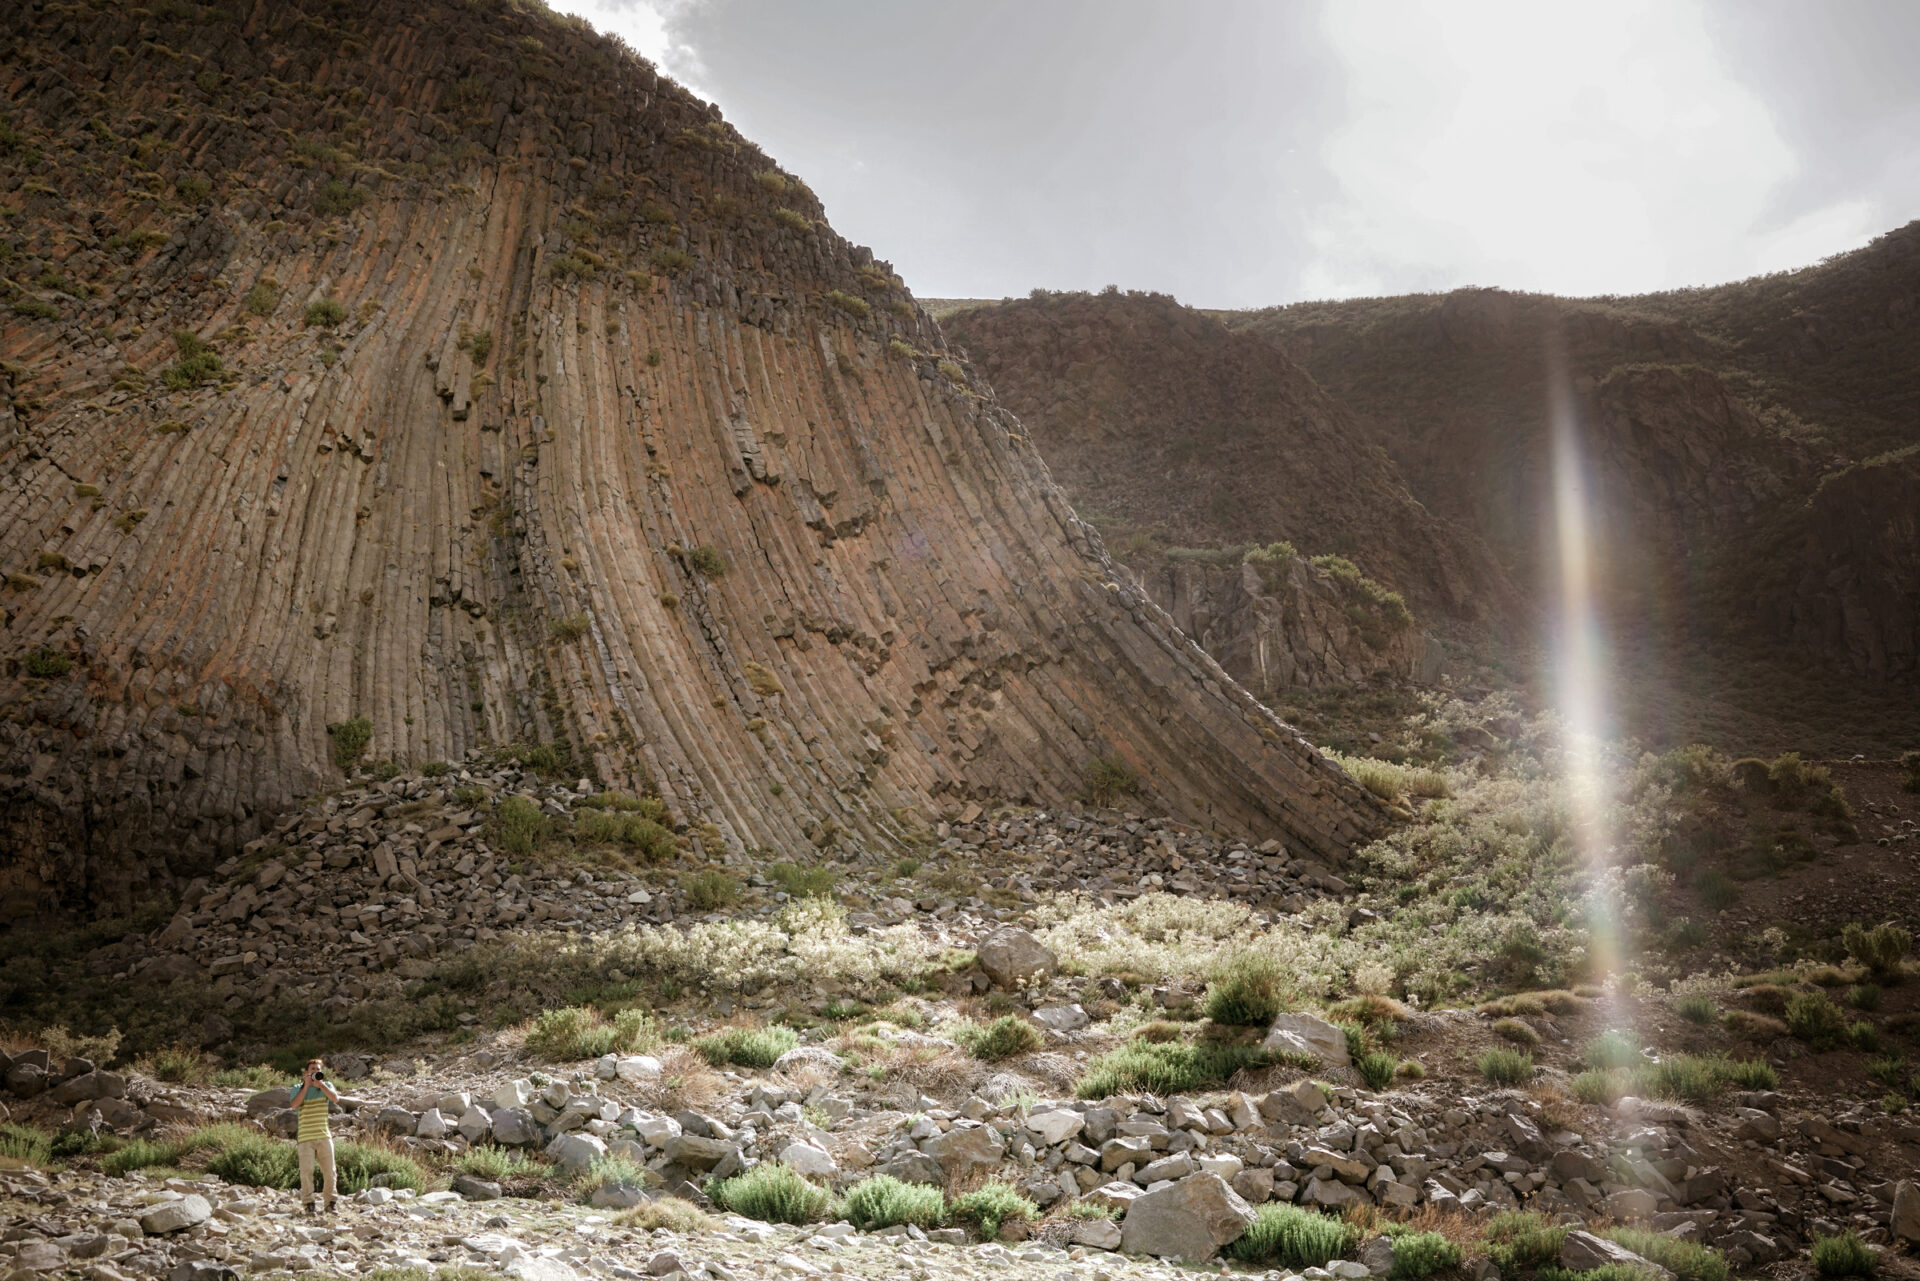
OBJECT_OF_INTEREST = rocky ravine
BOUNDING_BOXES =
[4,1013,1920,1281]
[0,0,1381,916]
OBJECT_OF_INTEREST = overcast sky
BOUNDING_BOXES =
[551,0,1920,309]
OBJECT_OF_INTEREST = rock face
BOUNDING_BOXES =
[942,292,1516,630]
[0,2,1381,914]
[1238,234,1920,744]
[1262,1012,1351,1066]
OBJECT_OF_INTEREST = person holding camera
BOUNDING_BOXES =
[290,1058,342,1213]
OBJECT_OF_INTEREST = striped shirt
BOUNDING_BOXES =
[291,1086,330,1142]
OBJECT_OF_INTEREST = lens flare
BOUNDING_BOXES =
[1544,338,1622,990]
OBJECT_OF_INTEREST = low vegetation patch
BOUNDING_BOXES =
[1225,1204,1358,1268]
[1570,1054,1775,1105]
[1605,1227,1730,1281]
[953,1015,1042,1062]
[1476,1048,1534,1085]
[1811,1230,1876,1278]
[1205,949,1291,1026]
[840,1174,947,1231]
[1485,1211,1568,1272]
[696,1024,799,1069]
[949,1181,1037,1239]
[1076,1038,1270,1098]
[706,1161,831,1224]
[1387,1229,1464,1280]
[526,1006,657,1061]
[614,1197,712,1234]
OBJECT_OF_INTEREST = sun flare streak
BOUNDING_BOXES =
[1545,347,1623,992]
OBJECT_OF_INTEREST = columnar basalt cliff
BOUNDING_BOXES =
[0,0,1381,913]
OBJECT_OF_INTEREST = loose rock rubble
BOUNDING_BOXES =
[85,757,1349,1037]
[8,1013,1920,1275]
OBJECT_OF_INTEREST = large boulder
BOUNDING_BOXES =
[244,1087,293,1116]
[663,1133,738,1172]
[976,928,1058,988]
[140,1195,212,1235]
[53,1070,127,1105]
[503,1257,578,1281]
[1893,1181,1920,1244]
[1261,1012,1351,1066]
[780,1141,837,1179]
[451,1174,503,1201]
[876,1152,945,1185]
[1258,1079,1330,1124]
[490,1108,538,1146]
[1026,1108,1085,1146]
[547,1133,607,1175]
[1118,1172,1256,1261]
[457,1107,493,1143]
[922,1122,1005,1176]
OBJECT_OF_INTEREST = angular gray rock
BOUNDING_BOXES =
[490,1108,537,1146]
[1560,1231,1673,1280]
[548,1132,607,1175]
[922,1122,1005,1176]
[976,928,1059,988]
[1894,1180,1920,1244]
[1118,1172,1257,1260]
[452,1174,503,1201]
[140,1195,212,1234]
[1262,1012,1351,1065]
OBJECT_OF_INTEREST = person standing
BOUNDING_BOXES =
[290,1058,341,1214]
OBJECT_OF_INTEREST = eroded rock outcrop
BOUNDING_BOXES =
[0,0,1379,913]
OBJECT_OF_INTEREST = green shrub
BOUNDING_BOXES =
[161,329,223,389]
[575,1155,652,1203]
[1390,1231,1465,1280]
[772,207,812,231]
[1581,1030,1645,1069]
[527,1006,657,1060]
[1573,1054,1773,1105]
[1492,1017,1541,1046]
[1676,994,1717,1023]
[549,613,589,641]
[12,299,61,320]
[335,1141,428,1193]
[822,289,871,320]
[949,1181,1037,1239]
[614,1198,713,1234]
[490,795,549,856]
[24,646,72,678]
[1847,984,1882,1010]
[328,716,373,771]
[1697,869,1737,910]
[1205,950,1290,1026]
[212,1065,279,1089]
[684,869,741,910]
[1787,991,1848,1050]
[1357,1051,1400,1091]
[245,278,279,316]
[1848,1021,1881,1053]
[707,1162,831,1224]
[687,545,726,576]
[954,1016,1042,1062]
[1902,749,1920,794]
[1843,922,1911,979]
[1866,1055,1908,1089]
[650,247,694,272]
[575,810,675,862]
[697,1024,799,1069]
[456,1145,535,1181]
[1485,1211,1568,1272]
[1606,1227,1729,1281]
[1076,1039,1271,1098]
[1811,1230,1875,1278]
[206,1133,299,1188]
[1537,1266,1658,1281]
[769,862,837,899]
[304,298,348,327]
[1225,1204,1358,1268]
[1082,754,1140,805]
[313,180,368,217]
[1477,1048,1534,1085]
[0,1123,52,1166]
[840,1174,947,1231]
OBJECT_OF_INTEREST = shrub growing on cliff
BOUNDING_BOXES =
[327,717,373,771]
[161,330,222,389]
[1082,754,1140,806]
[686,545,727,577]
[1076,1038,1270,1098]
[24,646,72,678]
[312,180,368,217]
[245,278,279,316]
[304,298,347,327]
[822,289,870,320]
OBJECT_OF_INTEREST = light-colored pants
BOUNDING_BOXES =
[298,1137,337,1202]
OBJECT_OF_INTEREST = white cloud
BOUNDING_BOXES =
[1303,0,1881,300]
[546,0,709,98]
